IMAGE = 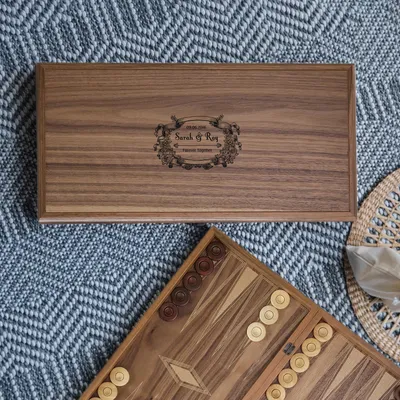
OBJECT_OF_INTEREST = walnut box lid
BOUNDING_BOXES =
[36,63,356,223]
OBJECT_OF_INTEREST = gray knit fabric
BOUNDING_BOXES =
[1,1,400,399]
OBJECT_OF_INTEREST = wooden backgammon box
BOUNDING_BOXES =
[36,63,356,223]
[81,228,400,400]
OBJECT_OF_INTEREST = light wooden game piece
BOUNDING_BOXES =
[89,398,101,400]
[110,367,130,386]
[278,369,298,389]
[271,290,290,310]
[290,353,310,373]
[97,382,118,400]
[302,338,321,357]
[259,305,279,325]
[266,383,286,400]
[314,323,334,342]
[247,322,266,342]
[206,241,226,260]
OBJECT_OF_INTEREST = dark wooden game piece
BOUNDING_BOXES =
[159,302,178,321]
[194,256,214,276]
[206,241,226,261]
[182,271,202,291]
[171,287,190,307]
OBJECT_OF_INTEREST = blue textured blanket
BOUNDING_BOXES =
[0,1,399,398]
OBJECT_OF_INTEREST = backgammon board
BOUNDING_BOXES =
[80,228,400,400]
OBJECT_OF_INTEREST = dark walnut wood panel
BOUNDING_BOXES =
[37,63,356,223]
[80,228,400,400]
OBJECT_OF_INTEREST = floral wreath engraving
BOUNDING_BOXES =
[153,115,242,170]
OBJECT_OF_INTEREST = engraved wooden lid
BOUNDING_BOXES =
[271,290,290,310]
[195,256,214,276]
[247,322,266,342]
[313,323,333,342]
[259,305,279,325]
[182,271,202,291]
[98,382,118,400]
[171,287,191,306]
[290,353,310,373]
[38,64,357,225]
[266,383,286,400]
[206,241,226,261]
[159,302,179,321]
[278,369,298,389]
[302,338,321,357]
[90,398,101,400]
[110,367,130,387]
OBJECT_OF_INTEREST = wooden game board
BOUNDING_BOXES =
[80,228,400,400]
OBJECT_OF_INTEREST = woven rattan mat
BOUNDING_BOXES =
[345,168,400,361]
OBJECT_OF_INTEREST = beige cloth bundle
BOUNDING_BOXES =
[346,246,400,312]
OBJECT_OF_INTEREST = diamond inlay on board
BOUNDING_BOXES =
[160,356,211,395]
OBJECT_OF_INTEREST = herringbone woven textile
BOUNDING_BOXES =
[0,1,400,399]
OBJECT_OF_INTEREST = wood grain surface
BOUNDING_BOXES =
[110,254,307,400]
[36,63,357,223]
[281,333,398,400]
[80,228,400,400]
